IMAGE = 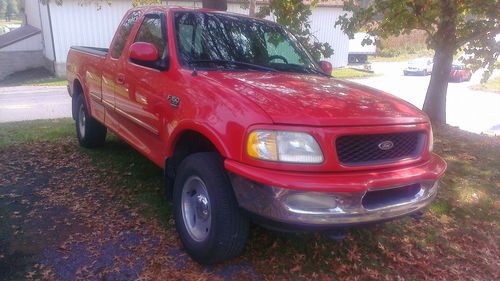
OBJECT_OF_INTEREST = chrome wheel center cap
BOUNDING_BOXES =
[195,194,210,220]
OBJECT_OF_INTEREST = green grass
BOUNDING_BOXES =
[27,78,68,86]
[0,68,67,87]
[1,119,499,279]
[0,118,170,225]
[0,119,74,148]
[368,48,469,63]
[471,76,500,93]
[369,48,435,62]
[332,68,374,78]
[0,18,22,25]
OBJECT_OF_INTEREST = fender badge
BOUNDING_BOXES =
[168,95,180,108]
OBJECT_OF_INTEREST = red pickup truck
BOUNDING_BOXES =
[66,7,446,264]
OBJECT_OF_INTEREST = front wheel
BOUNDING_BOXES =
[75,95,107,148]
[173,152,249,264]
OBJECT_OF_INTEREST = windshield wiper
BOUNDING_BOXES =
[302,67,331,77]
[275,64,330,77]
[187,59,278,73]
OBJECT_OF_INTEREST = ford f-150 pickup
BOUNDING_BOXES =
[66,6,447,264]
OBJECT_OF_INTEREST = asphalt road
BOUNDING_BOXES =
[0,86,71,123]
[350,62,500,135]
[0,63,498,135]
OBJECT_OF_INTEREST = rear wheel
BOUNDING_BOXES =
[75,95,107,148]
[173,152,249,264]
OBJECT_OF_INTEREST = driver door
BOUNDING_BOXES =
[122,12,170,136]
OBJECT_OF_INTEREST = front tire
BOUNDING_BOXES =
[173,152,249,264]
[75,95,107,148]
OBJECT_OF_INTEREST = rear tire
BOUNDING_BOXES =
[75,95,107,148]
[173,152,249,264]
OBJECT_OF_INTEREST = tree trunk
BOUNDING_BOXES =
[249,0,256,17]
[422,46,455,124]
[202,0,227,11]
[422,0,457,125]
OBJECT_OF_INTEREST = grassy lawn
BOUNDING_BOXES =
[1,119,499,279]
[332,68,375,78]
[0,19,22,25]
[0,18,22,30]
[0,119,74,147]
[0,68,67,87]
[471,76,500,93]
[369,49,435,62]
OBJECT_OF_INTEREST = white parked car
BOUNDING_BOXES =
[404,58,433,76]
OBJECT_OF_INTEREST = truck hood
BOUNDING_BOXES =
[207,72,429,126]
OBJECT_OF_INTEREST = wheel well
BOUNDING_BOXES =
[72,80,83,120]
[167,131,219,179]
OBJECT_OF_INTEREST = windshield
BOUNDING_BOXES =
[173,11,321,74]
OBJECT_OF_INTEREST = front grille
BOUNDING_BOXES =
[336,131,425,166]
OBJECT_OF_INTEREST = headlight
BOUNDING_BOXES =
[247,130,324,163]
[429,126,434,152]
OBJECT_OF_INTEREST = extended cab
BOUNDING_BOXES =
[66,7,447,264]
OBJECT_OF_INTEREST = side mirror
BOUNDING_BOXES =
[319,60,333,75]
[129,42,159,62]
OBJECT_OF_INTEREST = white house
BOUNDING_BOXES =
[20,0,349,77]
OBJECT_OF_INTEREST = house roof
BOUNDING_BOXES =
[0,25,41,49]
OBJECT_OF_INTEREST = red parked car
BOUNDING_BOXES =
[66,7,446,264]
[449,63,472,82]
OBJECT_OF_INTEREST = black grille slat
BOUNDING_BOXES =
[362,184,422,210]
[336,132,424,166]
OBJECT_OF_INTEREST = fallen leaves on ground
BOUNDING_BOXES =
[0,124,498,280]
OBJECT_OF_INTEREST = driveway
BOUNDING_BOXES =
[0,86,71,123]
[350,62,500,135]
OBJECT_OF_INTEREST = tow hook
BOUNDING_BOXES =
[327,230,347,241]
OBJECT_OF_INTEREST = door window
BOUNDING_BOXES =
[111,11,141,59]
[134,14,166,58]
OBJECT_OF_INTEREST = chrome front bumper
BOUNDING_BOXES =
[229,173,438,228]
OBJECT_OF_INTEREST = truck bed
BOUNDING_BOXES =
[70,46,108,57]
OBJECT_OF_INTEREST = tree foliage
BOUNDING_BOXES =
[0,0,6,18]
[336,0,500,124]
[132,0,160,7]
[0,0,19,20]
[256,0,333,61]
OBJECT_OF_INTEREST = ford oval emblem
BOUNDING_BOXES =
[378,140,394,150]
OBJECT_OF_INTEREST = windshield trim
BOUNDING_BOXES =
[172,10,323,75]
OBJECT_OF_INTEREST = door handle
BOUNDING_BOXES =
[116,74,125,85]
